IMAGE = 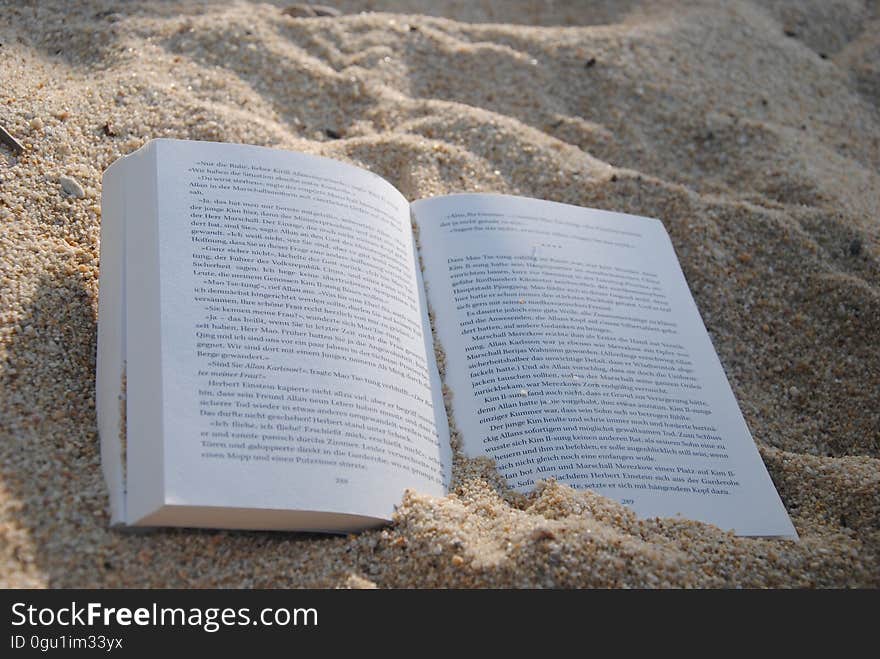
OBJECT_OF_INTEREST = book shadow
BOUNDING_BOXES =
[0,270,103,583]
[0,271,345,586]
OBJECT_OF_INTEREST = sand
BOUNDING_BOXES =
[0,0,878,588]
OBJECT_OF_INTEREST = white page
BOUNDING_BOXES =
[134,139,449,525]
[413,193,796,538]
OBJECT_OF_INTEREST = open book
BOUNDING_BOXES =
[97,139,797,538]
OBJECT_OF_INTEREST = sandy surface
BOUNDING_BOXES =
[1,0,878,587]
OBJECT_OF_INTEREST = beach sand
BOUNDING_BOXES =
[0,0,877,587]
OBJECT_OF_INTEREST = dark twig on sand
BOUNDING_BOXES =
[0,125,25,153]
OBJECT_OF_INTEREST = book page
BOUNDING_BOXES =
[131,139,449,527]
[96,145,137,526]
[413,193,795,538]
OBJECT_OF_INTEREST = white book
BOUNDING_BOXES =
[96,139,797,538]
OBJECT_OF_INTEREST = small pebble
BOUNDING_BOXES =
[59,175,85,198]
[281,4,341,18]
